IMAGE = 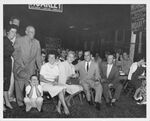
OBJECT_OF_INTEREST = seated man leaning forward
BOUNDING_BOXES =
[75,50,103,111]
[58,51,83,106]
[40,50,69,115]
[100,54,123,107]
[24,74,43,112]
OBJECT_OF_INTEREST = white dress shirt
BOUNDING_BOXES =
[107,64,113,78]
[85,61,91,72]
[128,62,138,80]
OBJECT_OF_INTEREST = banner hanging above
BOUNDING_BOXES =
[28,4,63,13]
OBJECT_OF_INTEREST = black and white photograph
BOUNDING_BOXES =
[1,1,148,120]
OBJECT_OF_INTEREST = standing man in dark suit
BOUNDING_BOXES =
[75,50,103,110]
[100,55,123,106]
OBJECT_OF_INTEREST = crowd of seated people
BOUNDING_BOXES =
[3,16,146,116]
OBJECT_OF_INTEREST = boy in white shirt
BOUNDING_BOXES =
[24,75,43,112]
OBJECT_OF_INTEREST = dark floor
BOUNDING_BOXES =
[3,92,146,118]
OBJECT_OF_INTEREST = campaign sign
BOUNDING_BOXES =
[28,4,63,13]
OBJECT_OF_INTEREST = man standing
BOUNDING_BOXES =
[75,50,102,111]
[120,52,133,75]
[13,26,42,107]
[100,55,123,107]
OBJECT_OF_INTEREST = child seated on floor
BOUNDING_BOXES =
[24,74,43,112]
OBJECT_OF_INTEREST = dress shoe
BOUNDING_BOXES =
[95,102,101,111]
[111,99,117,106]
[5,104,13,110]
[19,105,25,111]
[88,101,93,105]
[111,102,116,106]
[106,102,111,107]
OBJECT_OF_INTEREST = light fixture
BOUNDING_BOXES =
[69,25,75,29]
[83,27,89,30]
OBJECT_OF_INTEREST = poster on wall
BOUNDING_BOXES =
[45,37,62,51]
[131,4,146,32]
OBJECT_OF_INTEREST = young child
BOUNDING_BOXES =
[24,75,43,112]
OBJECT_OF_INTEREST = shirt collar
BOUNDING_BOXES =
[107,63,113,66]
[86,60,92,64]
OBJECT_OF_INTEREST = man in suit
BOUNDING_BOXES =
[100,55,123,107]
[13,26,42,107]
[75,50,102,111]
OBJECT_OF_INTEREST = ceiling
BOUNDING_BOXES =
[4,4,131,49]
[4,4,131,35]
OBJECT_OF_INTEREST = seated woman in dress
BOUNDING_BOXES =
[40,50,69,115]
[128,54,146,101]
[58,51,83,106]
[134,78,146,105]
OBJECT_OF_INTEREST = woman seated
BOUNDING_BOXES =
[58,51,83,106]
[134,79,146,105]
[128,54,146,101]
[40,50,69,115]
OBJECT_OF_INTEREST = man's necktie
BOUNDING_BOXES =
[87,62,89,72]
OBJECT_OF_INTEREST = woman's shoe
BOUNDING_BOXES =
[137,101,146,105]
[64,108,70,116]
[5,104,13,110]
[56,106,62,114]
[3,105,7,112]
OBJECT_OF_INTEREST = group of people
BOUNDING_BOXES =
[4,16,146,116]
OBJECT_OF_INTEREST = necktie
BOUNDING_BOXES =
[87,62,89,72]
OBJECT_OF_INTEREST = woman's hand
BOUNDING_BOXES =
[71,73,79,78]
[52,81,58,86]
[138,75,146,79]
[101,79,107,83]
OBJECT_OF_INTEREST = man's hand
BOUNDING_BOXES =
[95,81,100,85]
[35,83,38,88]
[52,81,58,86]
[101,79,107,83]
[108,83,113,87]
[30,82,34,88]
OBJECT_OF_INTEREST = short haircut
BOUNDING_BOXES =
[6,24,18,33]
[67,51,75,57]
[123,51,128,55]
[45,50,58,62]
[10,16,20,22]
[30,74,38,80]
[41,51,46,55]
[107,54,114,59]
[26,25,35,31]
[84,50,91,54]
[135,54,145,62]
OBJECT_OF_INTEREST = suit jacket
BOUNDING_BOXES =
[13,35,42,81]
[75,60,101,82]
[100,62,120,84]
